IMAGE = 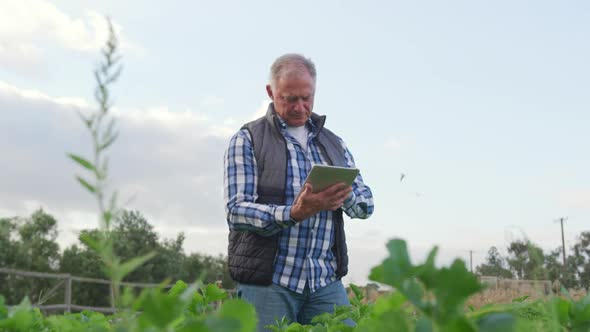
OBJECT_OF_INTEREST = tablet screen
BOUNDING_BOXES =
[304,165,359,193]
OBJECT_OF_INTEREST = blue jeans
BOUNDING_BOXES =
[237,280,354,332]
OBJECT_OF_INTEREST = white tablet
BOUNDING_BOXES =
[304,164,359,193]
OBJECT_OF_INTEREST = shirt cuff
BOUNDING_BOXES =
[274,205,297,228]
[342,191,356,209]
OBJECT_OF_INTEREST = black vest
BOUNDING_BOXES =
[227,104,349,285]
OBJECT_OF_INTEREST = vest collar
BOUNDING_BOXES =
[265,102,326,136]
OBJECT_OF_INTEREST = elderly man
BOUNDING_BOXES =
[223,53,374,331]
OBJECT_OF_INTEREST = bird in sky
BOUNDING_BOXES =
[400,173,406,182]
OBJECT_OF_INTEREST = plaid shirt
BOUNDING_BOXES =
[224,115,374,293]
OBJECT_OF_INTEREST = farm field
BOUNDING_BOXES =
[2,238,590,332]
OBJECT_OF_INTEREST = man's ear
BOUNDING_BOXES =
[266,85,274,100]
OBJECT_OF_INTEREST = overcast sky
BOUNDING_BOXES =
[1,0,589,285]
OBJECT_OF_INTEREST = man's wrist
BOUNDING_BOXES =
[289,205,303,223]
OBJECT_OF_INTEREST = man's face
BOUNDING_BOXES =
[266,71,315,127]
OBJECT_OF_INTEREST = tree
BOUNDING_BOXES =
[572,232,590,290]
[60,243,109,307]
[59,210,236,306]
[545,248,577,289]
[475,246,512,278]
[506,240,547,280]
[0,209,61,305]
[0,218,16,267]
[1,208,236,307]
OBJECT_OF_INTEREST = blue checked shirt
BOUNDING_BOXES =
[224,115,374,294]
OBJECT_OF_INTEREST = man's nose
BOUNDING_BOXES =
[293,98,305,111]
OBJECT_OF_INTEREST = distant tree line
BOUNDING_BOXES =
[0,209,234,307]
[475,235,590,290]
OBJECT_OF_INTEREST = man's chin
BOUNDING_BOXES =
[287,118,307,127]
[293,122,307,127]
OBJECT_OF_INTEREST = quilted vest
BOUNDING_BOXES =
[227,103,349,285]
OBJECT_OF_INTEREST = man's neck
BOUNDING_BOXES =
[286,124,309,149]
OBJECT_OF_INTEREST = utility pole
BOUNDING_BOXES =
[556,217,568,267]
[469,250,474,273]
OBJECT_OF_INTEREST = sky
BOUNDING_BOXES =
[1,0,589,286]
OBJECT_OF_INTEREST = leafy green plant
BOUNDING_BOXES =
[365,239,517,332]
[552,288,590,331]
[61,16,258,332]
[67,18,155,307]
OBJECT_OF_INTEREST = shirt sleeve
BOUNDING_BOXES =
[339,138,375,219]
[224,129,296,236]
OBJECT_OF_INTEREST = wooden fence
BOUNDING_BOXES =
[0,267,174,314]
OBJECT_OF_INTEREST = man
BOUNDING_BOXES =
[224,53,374,331]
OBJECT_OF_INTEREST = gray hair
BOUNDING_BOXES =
[269,53,317,89]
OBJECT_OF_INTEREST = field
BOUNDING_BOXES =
[2,239,590,332]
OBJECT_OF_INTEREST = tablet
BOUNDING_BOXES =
[304,164,359,193]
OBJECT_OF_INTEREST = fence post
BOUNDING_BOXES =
[110,282,115,310]
[64,274,72,313]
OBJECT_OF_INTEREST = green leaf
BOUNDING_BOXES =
[68,153,96,172]
[373,291,406,315]
[202,283,228,304]
[102,210,113,226]
[205,317,242,332]
[215,299,257,332]
[553,297,571,325]
[99,132,118,150]
[512,295,530,303]
[416,317,433,332]
[571,295,590,324]
[116,251,156,281]
[400,279,423,307]
[109,191,119,211]
[433,259,483,318]
[441,317,478,332]
[369,239,413,287]
[80,232,102,252]
[369,265,385,285]
[0,296,7,319]
[350,283,364,301]
[76,176,96,193]
[137,288,187,329]
[476,313,516,332]
[358,307,410,331]
[416,246,439,289]
[192,291,206,309]
[284,322,305,332]
[177,318,210,332]
[76,110,94,129]
[98,157,109,180]
[168,280,188,297]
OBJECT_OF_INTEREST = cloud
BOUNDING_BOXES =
[0,81,235,254]
[0,41,43,74]
[0,0,141,71]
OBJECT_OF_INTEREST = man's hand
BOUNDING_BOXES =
[290,182,352,222]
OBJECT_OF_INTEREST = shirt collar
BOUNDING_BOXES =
[274,110,317,133]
